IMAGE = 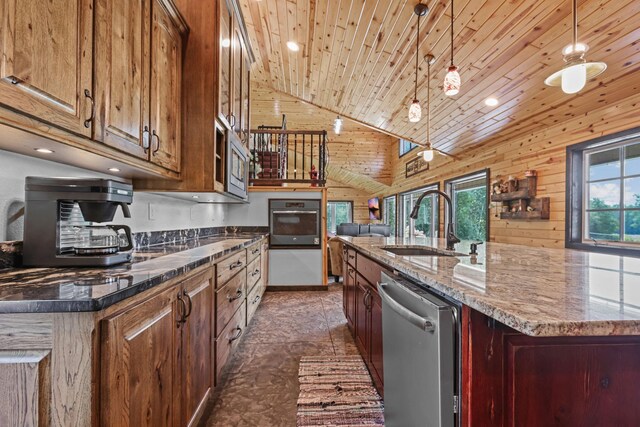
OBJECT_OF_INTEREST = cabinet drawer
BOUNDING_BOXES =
[246,278,264,325]
[246,255,261,292]
[247,241,261,263]
[215,272,246,336]
[346,247,357,267]
[216,303,246,381]
[216,250,247,286]
[357,252,387,287]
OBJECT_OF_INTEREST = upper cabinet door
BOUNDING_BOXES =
[218,0,232,127]
[94,0,151,159]
[231,26,243,136]
[0,0,94,137]
[149,0,183,173]
[241,51,251,146]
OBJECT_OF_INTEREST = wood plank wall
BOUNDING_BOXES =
[380,94,640,248]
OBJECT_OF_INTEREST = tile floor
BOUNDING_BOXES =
[204,284,359,426]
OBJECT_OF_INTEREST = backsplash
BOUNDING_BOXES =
[0,226,269,269]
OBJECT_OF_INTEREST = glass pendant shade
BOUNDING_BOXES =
[421,149,434,162]
[444,66,460,96]
[561,63,587,94]
[409,100,422,122]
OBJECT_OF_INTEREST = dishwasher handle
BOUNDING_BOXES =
[378,282,436,332]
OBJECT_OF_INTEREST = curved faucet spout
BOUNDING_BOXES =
[409,189,460,250]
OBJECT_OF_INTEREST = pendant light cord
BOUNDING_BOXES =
[414,9,420,100]
[450,0,454,66]
[572,0,577,47]
[427,60,431,146]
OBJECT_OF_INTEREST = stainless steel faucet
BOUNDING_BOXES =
[409,189,461,251]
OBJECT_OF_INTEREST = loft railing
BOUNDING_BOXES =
[249,129,328,187]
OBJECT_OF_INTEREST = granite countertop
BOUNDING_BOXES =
[0,233,267,313]
[339,235,640,337]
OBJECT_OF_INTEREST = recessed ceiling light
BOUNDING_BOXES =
[108,167,121,172]
[221,38,231,48]
[35,148,54,154]
[192,195,200,199]
[484,97,499,107]
[286,41,300,52]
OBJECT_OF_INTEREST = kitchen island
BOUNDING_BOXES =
[339,235,640,426]
[0,233,269,427]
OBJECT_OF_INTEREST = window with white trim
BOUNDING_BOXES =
[399,184,439,238]
[327,201,353,234]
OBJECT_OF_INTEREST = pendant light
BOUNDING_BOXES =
[419,55,436,162]
[544,0,606,94]
[443,0,460,96]
[333,116,343,134]
[409,3,429,123]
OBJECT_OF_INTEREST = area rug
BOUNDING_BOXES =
[296,355,385,426]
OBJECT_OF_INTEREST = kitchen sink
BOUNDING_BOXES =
[381,245,467,257]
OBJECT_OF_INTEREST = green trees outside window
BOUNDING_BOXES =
[447,172,488,242]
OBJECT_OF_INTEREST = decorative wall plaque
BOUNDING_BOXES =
[405,156,429,178]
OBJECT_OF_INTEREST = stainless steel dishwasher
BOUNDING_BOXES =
[378,272,460,427]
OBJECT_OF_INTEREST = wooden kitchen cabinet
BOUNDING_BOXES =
[179,274,213,427]
[0,0,94,137]
[369,290,384,395]
[101,270,213,427]
[241,51,251,145]
[149,0,184,172]
[101,286,180,427]
[354,275,370,356]
[94,0,150,159]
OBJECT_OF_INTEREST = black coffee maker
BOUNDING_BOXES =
[23,177,134,267]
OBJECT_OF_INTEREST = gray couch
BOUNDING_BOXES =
[336,223,391,237]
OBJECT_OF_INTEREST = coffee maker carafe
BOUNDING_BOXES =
[23,177,134,267]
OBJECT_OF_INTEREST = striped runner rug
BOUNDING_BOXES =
[296,355,385,426]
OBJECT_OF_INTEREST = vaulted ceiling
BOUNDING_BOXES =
[239,0,640,155]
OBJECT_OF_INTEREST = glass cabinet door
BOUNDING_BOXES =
[218,0,232,125]
[232,26,243,136]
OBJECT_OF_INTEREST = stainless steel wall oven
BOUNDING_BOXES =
[269,199,321,248]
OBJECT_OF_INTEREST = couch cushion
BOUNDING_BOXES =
[337,223,360,236]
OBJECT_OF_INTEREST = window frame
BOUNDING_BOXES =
[398,182,440,238]
[444,169,490,242]
[566,127,640,256]
[326,200,354,234]
[382,194,398,236]
[399,139,419,158]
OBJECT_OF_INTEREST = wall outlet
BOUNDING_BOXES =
[148,203,157,221]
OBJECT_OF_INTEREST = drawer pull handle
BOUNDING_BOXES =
[252,295,261,304]
[229,326,243,342]
[227,289,243,302]
[348,255,355,259]
[152,130,160,154]
[252,248,260,255]
[230,260,243,270]
[250,269,260,277]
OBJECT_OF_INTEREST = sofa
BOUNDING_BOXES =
[336,223,392,237]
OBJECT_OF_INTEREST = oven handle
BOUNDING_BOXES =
[378,282,436,333]
[271,210,318,214]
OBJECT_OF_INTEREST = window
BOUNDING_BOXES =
[399,139,418,157]
[399,184,439,238]
[383,195,397,236]
[327,201,353,234]
[446,170,489,241]
[567,128,640,254]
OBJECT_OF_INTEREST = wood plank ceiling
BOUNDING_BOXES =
[239,0,640,155]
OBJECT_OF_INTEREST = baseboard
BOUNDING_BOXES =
[267,285,328,292]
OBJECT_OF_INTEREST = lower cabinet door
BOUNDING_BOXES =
[180,275,213,427]
[369,289,384,396]
[354,276,370,356]
[345,266,356,328]
[101,287,180,427]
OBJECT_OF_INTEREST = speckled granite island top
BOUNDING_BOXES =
[339,235,640,337]
[0,233,267,313]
